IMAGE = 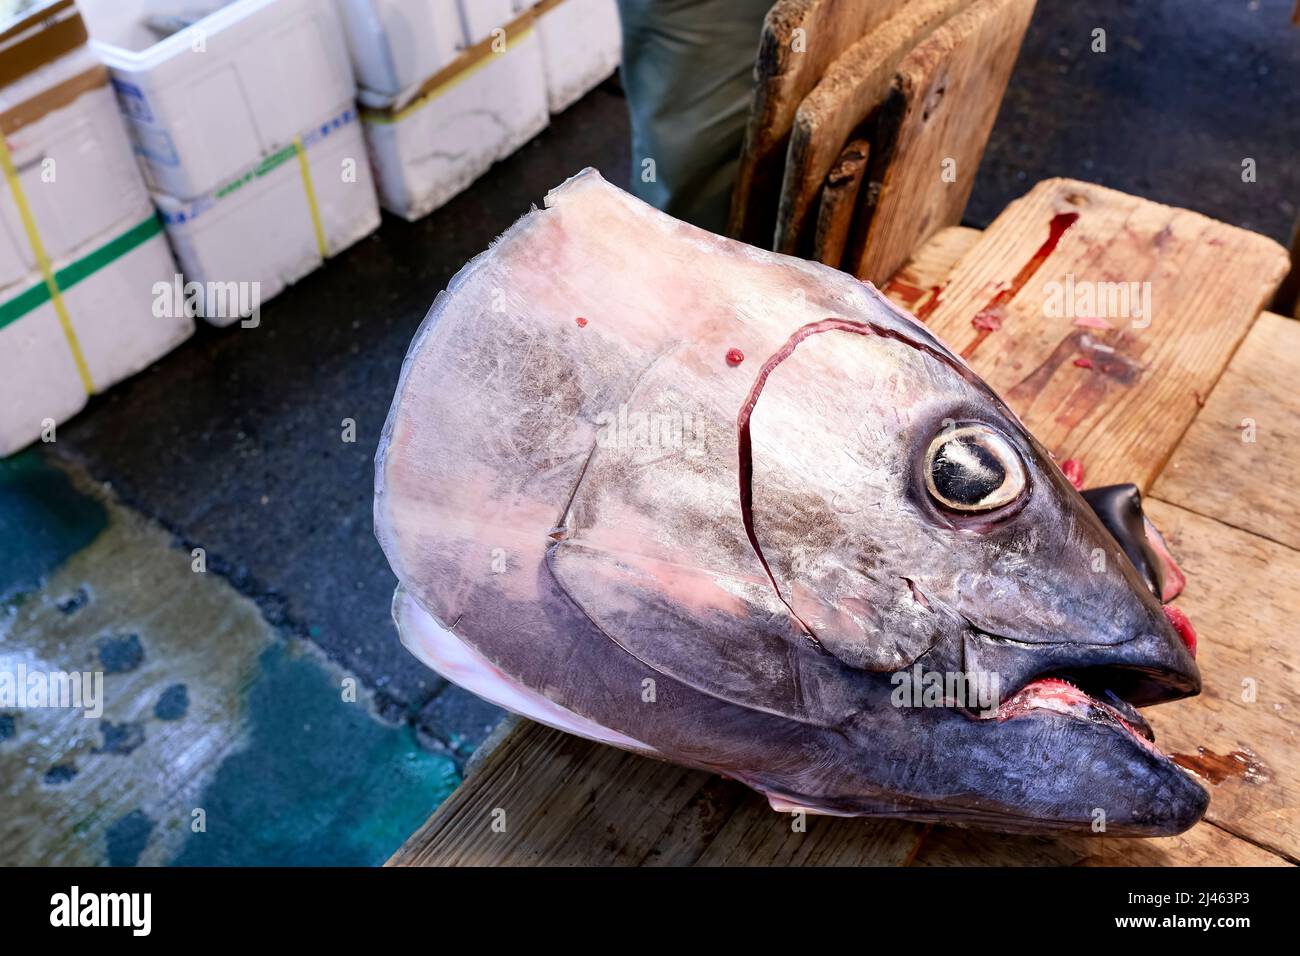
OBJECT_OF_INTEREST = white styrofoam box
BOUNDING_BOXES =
[360,29,548,221]
[334,0,465,101]
[79,0,356,200]
[0,48,153,295]
[154,105,381,325]
[0,291,85,457]
[535,0,620,114]
[0,213,194,456]
[457,0,514,44]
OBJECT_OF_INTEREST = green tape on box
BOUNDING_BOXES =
[0,213,163,332]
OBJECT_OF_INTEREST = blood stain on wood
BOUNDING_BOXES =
[1170,747,1271,786]
[961,211,1079,359]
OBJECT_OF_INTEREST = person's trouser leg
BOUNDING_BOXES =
[616,0,772,233]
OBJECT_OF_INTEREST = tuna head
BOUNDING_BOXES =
[731,315,1204,834]
[375,169,1205,837]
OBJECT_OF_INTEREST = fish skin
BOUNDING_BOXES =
[375,169,1206,836]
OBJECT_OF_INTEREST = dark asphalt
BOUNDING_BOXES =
[46,0,1299,759]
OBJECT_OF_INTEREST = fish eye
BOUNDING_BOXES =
[924,424,1027,513]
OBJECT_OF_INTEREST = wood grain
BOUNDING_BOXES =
[847,0,1035,284]
[919,178,1289,491]
[1137,499,1300,862]
[773,0,970,255]
[1151,312,1300,551]
[810,137,870,268]
[389,720,719,866]
[727,0,908,248]
[913,820,1290,866]
[882,224,981,315]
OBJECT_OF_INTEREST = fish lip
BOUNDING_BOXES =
[968,620,1201,708]
[956,615,1201,749]
[980,676,1160,747]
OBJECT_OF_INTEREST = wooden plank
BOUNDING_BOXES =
[918,178,1289,491]
[693,804,924,866]
[388,720,723,866]
[882,224,981,314]
[1151,313,1300,551]
[727,0,908,248]
[773,0,971,255]
[913,821,1290,866]
[810,137,869,268]
[1136,499,1300,862]
[847,0,1035,283]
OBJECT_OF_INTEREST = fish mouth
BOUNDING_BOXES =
[987,676,1159,746]
[963,619,1201,752]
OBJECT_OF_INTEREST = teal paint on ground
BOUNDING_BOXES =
[0,451,106,603]
[171,643,460,866]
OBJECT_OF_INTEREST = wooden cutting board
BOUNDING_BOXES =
[1135,499,1300,862]
[1151,313,1300,553]
[726,0,908,248]
[918,178,1289,491]
[846,0,1035,283]
[810,137,870,267]
[773,0,971,256]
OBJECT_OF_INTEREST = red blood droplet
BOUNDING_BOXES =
[1073,357,1094,369]
[575,316,588,328]
[726,348,745,366]
[1163,604,1197,657]
[1061,457,1084,490]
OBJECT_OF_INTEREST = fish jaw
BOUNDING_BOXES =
[842,677,1210,835]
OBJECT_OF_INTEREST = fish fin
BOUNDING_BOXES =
[547,541,864,726]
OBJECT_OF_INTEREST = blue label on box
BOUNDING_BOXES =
[111,78,154,123]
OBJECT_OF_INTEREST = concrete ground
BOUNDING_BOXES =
[2,0,1296,865]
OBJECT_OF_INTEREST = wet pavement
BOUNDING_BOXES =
[2,0,1297,865]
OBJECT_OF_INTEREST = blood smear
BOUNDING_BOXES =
[1073,357,1094,369]
[1163,604,1197,657]
[1061,458,1084,489]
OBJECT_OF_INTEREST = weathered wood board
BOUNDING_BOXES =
[727,0,908,248]
[388,196,1296,867]
[913,819,1290,866]
[847,0,1035,283]
[810,137,870,267]
[388,718,933,867]
[882,224,981,313]
[1151,313,1300,552]
[1136,499,1300,862]
[773,0,971,255]
[918,178,1289,491]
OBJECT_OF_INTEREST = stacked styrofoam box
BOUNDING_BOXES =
[530,0,621,114]
[344,0,621,221]
[334,0,465,101]
[1,6,192,456]
[79,0,381,322]
[347,0,549,221]
[154,107,381,323]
